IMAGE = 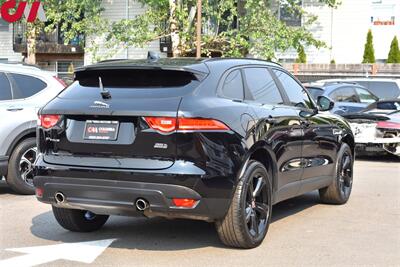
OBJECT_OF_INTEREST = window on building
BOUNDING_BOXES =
[9,74,47,99]
[244,68,283,105]
[222,70,244,100]
[279,0,302,27]
[0,73,12,100]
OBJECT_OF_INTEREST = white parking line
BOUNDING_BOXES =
[0,239,116,267]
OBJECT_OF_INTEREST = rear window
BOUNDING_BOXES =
[60,69,202,99]
[76,69,200,88]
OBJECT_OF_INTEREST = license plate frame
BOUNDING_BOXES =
[83,120,120,141]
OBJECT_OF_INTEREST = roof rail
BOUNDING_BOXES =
[324,81,359,86]
[203,57,282,66]
[0,61,41,69]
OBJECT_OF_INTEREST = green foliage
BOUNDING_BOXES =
[362,30,375,63]
[330,59,336,64]
[103,0,327,61]
[387,36,400,63]
[295,45,306,63]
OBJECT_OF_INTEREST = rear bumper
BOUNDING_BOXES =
[34,176,230,221]
[33,155,235,222]
[0,156,8,176]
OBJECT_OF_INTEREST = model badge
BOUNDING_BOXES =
[154,143,168,149]
[90,101,110,109]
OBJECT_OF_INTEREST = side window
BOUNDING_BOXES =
[329,87,358,103]
[9,73,47,99]
[0,73,12,101]
[355,87,378,104]
[243,68,283,105]
[221,70,244,100]
[272,69,314,109]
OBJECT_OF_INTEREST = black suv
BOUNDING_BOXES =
[34,58,354,248]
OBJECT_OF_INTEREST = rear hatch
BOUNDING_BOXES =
[39,67,205,170]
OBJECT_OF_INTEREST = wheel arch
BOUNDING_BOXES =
[6,128,36,157]
[237,141,278,193]
[341,134,355,157]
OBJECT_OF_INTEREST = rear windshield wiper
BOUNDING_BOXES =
[99,77,112,99]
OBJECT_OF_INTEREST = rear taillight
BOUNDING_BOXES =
[53,76,67,87]
[178,118,230,131]
[144,117,177,133]
[172,198,198,208]
[377,121,400,129]
[39,115,61,129]
[144,117,230,133]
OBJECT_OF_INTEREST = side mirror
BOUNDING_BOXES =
[317,96,335,111]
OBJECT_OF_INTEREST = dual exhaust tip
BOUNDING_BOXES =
[54,192,150,212]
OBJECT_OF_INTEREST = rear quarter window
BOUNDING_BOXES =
[9,73,47,99]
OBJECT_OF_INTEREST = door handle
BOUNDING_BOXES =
[7,107,23,112]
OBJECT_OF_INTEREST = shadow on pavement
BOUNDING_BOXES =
[0,180,17,195]
[30,191,320,250]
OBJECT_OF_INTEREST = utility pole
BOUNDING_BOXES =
[196,0,202,58]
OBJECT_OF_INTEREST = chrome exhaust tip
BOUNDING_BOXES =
[135,198,149,211]
[55,192,66,204]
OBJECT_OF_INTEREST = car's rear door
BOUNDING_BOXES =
[242,67,303,203]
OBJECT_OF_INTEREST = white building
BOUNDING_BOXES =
[84,0,165,65]
[0,18,22,62]
[278,0,400,63]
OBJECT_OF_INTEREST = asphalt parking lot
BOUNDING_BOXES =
[0,156,399,267]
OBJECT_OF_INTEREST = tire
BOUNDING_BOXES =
[319,143,354,204]
[52,206,109,232]
[6,137,37,195]
[216,160,272,248]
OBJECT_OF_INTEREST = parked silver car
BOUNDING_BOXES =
[0,63,65,194]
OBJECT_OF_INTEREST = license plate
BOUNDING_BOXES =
[84,120,119,141]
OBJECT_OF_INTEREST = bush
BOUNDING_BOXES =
[295,45,307,63]
[387,36,400,63]
[362,30,375,63]
[330,59,336,64]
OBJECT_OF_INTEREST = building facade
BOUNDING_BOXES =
[84,0,166,65]
[277,0,400,63]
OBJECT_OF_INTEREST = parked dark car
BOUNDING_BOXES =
[306,82,379,115]
[34,58,355,248]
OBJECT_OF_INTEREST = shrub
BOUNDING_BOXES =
[362,30,375,63]
[387,36,400,63]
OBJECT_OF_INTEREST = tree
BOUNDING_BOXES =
[362,29,375,63]
[88,0,340,61]
[0,0,105,64]
[387,36,400,63]
[295,45,306,63]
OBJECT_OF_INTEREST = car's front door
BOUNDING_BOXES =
[271,69,338,194]
[242,67,303,203]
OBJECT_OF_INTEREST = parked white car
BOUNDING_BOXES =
[0,63,65,194]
